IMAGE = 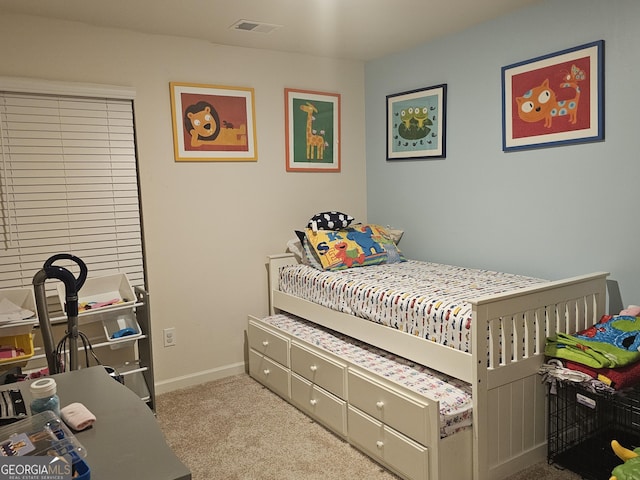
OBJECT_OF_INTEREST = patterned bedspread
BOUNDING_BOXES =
[263,313,473,438]
[279,260,546,353]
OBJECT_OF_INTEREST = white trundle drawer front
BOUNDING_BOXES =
[249,350,290,399]
[291,373,347,436]
[290,342,347,398]
[348,369,430,445]
[248,321,289,367]
[348,406,429,480]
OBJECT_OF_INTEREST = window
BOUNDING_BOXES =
[0,78,145,297]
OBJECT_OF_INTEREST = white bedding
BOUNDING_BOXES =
[279,260,546,353]
[262,313,473,438]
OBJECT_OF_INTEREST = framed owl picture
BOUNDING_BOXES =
[386,84,447,160]
[501,40,604,152]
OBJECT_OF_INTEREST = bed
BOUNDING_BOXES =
[255,220,609,480]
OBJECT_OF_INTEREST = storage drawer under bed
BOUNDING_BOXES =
[290,341,347,398]
[290,373,347,437]
[348,369,433,446]
[348,405,429,480]
[248,320,290,367]
[248,349,290,399]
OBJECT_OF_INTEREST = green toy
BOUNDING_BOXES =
[611,440,640,480]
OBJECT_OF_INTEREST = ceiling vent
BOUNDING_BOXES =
[229,19,282,34]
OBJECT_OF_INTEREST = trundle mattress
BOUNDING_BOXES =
[262,313,473,438]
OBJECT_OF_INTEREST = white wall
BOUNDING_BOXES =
[365,0,639,309]
[0,14,367,391]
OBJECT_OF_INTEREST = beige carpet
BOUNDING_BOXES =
[155,373,581,480]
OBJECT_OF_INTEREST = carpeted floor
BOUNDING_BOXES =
[155,373,581,480]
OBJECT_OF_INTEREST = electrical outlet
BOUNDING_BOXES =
[163,327,176,347]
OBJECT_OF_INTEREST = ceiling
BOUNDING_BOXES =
[0,0,542,61]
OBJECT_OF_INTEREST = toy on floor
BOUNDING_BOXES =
[610,440,640,480]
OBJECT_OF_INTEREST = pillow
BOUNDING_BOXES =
[286,238,304,263]
[294,230,324,270]
[304,224,405,271]
[372,225,404,264]
[307,211,354,232]
[386,226,404,244]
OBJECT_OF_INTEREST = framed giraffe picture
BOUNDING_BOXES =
[169,82,258,161]
[501,40,604,151]
[285,88,341,172]
[386,84,447,160]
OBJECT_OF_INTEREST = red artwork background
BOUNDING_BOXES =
[180,93,248,152]
[510,55,591,139]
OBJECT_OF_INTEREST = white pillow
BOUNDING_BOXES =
[286,238,304,263]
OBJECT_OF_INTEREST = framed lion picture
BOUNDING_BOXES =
[169,82,258,161]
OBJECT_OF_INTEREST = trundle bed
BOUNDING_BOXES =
[248,251,608,480]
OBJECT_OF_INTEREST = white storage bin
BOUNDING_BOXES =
[102,309,142,349]
[0,287,38,336]
[57,273,135,315]
[123,370,151,401]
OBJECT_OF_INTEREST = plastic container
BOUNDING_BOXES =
[0,410,87,461]
[0,289,35,367]
[0,333,34,365]
[57,273,135,315]
[0,287,38,337]
[29,378,60,418]
[101,310,141,349]
[74,458,91,479]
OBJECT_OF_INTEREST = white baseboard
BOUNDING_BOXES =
[154,361,247,395]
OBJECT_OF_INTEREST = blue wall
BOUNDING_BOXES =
[365,0,639,309]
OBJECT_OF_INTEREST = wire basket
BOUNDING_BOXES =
[548,381,640,479]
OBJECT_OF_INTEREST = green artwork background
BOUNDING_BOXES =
[292,98,334,164]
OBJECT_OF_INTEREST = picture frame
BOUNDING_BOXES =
[386,84,446,160]
[285,88,341,172]
[501,40,604,152]
[169,82,257,162]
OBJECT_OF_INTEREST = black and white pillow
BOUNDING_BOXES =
[307,211,354,232]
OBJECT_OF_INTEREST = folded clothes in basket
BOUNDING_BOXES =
[565,359,640,390]
[545,315,640,368]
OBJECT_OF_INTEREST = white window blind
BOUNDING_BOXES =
[0,83,145,296]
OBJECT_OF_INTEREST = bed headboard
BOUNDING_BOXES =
[267,253,298,315]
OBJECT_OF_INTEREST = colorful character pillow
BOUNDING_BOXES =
[304,224,405,271]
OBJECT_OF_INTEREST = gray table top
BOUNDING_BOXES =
[4,366,191,480]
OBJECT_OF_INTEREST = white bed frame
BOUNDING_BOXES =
[267,253,608,480]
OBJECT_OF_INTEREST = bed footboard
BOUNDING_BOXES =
[471,271,608,480]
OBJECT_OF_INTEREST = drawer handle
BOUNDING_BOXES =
[376,401,385,409]
[309,365,318,372]
[310,399,318,406]
[262,340,269,347]
[376,441,384,449]
[263,369,270,375]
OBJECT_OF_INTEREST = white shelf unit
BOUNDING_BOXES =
[0,287,155,411]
